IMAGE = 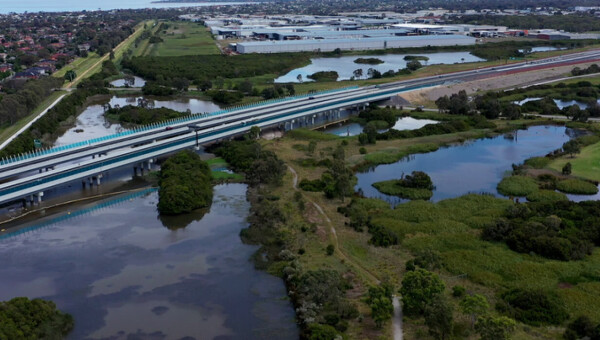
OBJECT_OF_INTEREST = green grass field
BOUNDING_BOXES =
[53,52,101,80]
[549,141,600,181]
[146,21,220,56]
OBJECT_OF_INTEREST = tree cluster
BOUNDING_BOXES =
[213,139,286,186]
[564,316,600,340]
[497,288,569,326]
[157,150,213,215]
[0,297,74,339]
[123,53,311,85]
[483,200,600,261]
[106,105,187,125]
[0,76,62,127]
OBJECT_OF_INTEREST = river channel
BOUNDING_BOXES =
[0,184,298,340]
[355,125,598,204]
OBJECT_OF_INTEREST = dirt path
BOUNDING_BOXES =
[288,166,404,338]
[288,166,380,284]
[392,296,403,340]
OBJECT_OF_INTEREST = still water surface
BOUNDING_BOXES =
[0,184,298,340]
[55,95,221,146]
[0,1,254,13]
[275,52,483,83]
[356,125,585,204]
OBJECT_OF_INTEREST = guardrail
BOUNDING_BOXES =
[0,86,359,167]
[0,187,158,240]
[0,83,431,199]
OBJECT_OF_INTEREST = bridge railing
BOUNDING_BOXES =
[0,86,359,167]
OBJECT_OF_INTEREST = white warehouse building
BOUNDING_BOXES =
[235,35,476,54]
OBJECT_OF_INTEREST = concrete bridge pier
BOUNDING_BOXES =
[94,174,103,186]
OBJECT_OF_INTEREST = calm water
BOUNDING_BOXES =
[514,98,600,110]
[325,116,439,137]
[55,95,221,146]
[110,76,146,88]
[0,184,298,340]
[0,1,254,13]
[275,52,483,83]
[356,125,580,204]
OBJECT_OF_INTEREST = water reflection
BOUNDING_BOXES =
[54,95,221,146]
[275,52,483,82]
[325,116,439,136]
[110,76,146,87]
[0,184,298,340]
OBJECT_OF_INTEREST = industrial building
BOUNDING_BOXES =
[234,35,476,54]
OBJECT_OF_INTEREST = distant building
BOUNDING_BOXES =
[235,35,476,54]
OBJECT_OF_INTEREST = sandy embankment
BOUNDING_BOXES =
[398,61,600,106]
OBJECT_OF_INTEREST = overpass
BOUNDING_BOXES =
[0,48,599,205]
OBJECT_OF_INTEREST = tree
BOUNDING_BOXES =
[563,316,598,340]
[400,268,445,316]
[238,79,253,94]
[563,140,581,158]
[0,297,74,339]
[248,126,261,140]
[172,77,190,92]
[109,50,115,60]
[475,316,516,340]
[308,141,317,155]
[460,294,489,328]
[425,297,454,340]
[296,74,303,83]
[407,60,423,71]
[562,162,572,175]
[363,124,377,144]
[353,68,363,79]
[326,244,335,255]
[65,70,77,82]
[366,283,394,328]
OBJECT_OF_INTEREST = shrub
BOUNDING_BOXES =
[497,176,539,196]
[526,190,568,202]
[524,157,551,169]
[359,147,367,154]
[498,289,569,326]
[556,178,598,195]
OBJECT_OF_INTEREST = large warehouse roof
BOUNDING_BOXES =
[236,35,476,53]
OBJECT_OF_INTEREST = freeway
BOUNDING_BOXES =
[0,48,599,205]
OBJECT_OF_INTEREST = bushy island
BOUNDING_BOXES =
[157,150,213,215]
[308,71,339,82]
[372,171,434,200]
[0,297,73,339]
[354,57,384,65]
[105,105,188,125]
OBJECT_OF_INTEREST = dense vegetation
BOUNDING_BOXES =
[213,138,286,187]
[372,171,434,200]
[157,150,213,215]
[0,297,74,339]
[483,200,600,261]
[105,105,187,125]
[448,14,600,33]
[0,77,63,127]
[354,57,384,65]
[0,87,108,157]
[307,71,339,82]
[123,53,311,83]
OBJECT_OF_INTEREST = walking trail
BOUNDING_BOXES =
[288,166,403,339]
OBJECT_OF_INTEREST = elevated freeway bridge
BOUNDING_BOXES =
[1,49,599,206]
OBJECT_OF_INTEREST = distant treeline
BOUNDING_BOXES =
[448,14,600,33]
[122,53,311,83]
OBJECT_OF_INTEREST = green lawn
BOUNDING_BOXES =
[147,21,220,56]
[53,52,101,80]
[0,90,66,146]
[549,141,600,182]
